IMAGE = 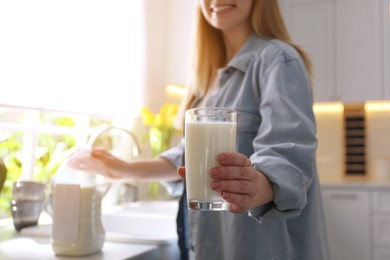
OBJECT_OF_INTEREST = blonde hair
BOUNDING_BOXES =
[179,0,313,121]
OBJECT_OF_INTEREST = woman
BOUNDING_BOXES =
[92,0,330,259]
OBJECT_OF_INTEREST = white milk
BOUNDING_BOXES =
[52,185,105,256]
[185,121,236,201]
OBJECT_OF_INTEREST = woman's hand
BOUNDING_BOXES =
[177,152,274,213]
[90,148,131,179]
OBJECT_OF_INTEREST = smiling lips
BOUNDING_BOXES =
[211,4,236,14]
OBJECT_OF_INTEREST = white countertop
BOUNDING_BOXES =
[0,224,159,260]
[0,201,181,260]
[319,173,390,190]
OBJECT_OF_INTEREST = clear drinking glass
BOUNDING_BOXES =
[185,107,237,211]
[11,181,46,231]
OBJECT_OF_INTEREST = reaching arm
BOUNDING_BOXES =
[91,148,181,182]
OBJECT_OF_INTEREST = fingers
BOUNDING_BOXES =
[211,152,253,181]
[210,152,256,195]
[217,152,251,167]
[223,192,251,213]
[211,178,255,195]
[177,166,186,179]
[176,153,250,182]
[211,165,253,181]
[91,148,112,158]
[217,170,274,213]
[90,148,128,179]
[209,152,274,213]
[210,165,259,212]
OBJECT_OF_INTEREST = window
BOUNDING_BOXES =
[0,0,145,117]
[0,105,145,217]
[0,0,194,218]
[0,0,148,218]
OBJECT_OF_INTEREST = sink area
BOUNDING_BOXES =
[19,200,180,260]
[102,200,180,260]
[102,200,178,243]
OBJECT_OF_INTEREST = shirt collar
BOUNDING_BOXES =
[226,33,266,73]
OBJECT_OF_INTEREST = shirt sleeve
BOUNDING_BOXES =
[158,138,185,197]
[159,137,185,168]
[248,50,317,222]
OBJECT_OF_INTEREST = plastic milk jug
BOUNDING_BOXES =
[51,149,109,256]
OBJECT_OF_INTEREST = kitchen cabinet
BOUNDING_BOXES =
[321,182,390,260]
[372,190,390,260]
[280,0,388,102]
[322,187,371,260]
[384,0,390,100]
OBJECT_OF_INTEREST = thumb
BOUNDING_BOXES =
[177,166,186,179]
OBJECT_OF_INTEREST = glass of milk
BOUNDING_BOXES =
[185,107,237,211]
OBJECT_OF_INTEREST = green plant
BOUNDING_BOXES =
[140,103,181,199]
[140,103,181,157]
[0,132,23,217]
[0,158,7,193]
[0,115,76,218]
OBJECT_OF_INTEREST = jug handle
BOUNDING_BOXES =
[97,182,111,197]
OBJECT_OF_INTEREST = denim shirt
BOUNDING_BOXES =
[161,34,329,260]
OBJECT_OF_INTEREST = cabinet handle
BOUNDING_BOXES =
[329,193,357,200]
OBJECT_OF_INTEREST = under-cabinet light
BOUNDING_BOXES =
[313,103,344,113]
[165,84,187,98]
[365,102,390,112]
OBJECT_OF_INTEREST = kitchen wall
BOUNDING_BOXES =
[142,0,195,112]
